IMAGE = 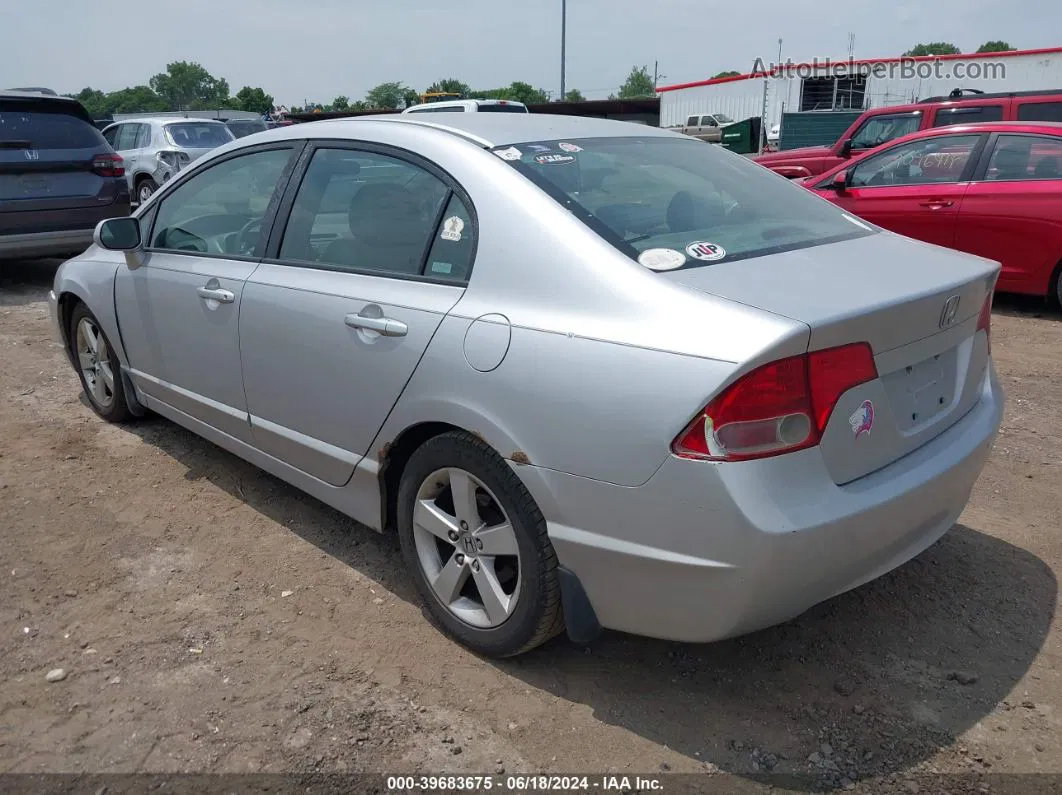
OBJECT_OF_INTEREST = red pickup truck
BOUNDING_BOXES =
[754,88,1062,179]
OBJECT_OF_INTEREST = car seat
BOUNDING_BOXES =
[322,183,426,274]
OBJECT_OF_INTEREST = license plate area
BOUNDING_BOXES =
[20,175,51,195]
[881,347,959,433]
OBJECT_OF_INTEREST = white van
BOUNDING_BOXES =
[402,99,529,114]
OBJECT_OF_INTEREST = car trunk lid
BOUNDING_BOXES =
[663,231,999,484]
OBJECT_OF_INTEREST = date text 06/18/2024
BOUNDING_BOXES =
[385,775,664,792]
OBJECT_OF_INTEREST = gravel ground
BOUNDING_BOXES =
[1,258,1060,794]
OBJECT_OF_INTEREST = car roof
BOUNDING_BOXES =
[306,113,680,147]
[0,90,93,122]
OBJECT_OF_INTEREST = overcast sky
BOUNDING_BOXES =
[5,0,1059,105]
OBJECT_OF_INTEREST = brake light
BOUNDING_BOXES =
[91,153,124,178]
[672,342,878,462]
[976,292,993,354]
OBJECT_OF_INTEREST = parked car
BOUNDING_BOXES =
[402,99,528,114]
[1,91,129,260]
[225,118,269,138]
[755,88,1062,179]
[100,117,235,205]
[803,120,1062,303]
[666,112,735,143]
[49,115,1003,657]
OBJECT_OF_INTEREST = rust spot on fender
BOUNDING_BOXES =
[378,442,392,460]
[510,451,531,465]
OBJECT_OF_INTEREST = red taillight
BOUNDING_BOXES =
[976,292,993,354]
[671,342,878,462]
[91,153,124,178]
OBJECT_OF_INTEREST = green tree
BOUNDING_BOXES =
[473,82,549,105]
[563,88,586,102]
[67,88,108,118]
[365,81,413,109]
[976,40,1015,53]
[105,86,169,115]
[149,61,230,110]
[234,86,274,115]
[712,70,741,79]
[331,95,350,111]
[425,78,471,97]
[903,42,961,57]
[618,65,655,98]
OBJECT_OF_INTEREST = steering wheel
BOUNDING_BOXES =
[235,218,263,256]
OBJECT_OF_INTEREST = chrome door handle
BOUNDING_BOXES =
[918,199,954,208]
[344,313,408,337]
[197,286,235,303]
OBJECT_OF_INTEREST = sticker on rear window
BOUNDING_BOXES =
[440,216,464,242]
[685,241,726,262]
[638,248,686,271]
[430,261,453,274]
[534,153,576,165]
[494,147,522,161]
[558,142,583,153]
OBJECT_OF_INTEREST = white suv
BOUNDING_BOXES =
[402,99,529,114]
[101,117,235,204]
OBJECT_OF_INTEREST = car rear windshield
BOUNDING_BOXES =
[227,120,268,138]
[476,103,528,113]
[0,104,103,149]
[165,122,234,148]
[492,136,874,269]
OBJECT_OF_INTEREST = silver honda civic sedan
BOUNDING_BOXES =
[49,114,1004,657]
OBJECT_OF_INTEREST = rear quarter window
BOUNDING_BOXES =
[0,105,104,149]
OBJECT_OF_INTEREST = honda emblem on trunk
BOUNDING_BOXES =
[23,149,39,161]
[939,295,961,328]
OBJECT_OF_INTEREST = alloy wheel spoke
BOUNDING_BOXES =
[447,469,481,530]
[472,562,511,624]
[78,352,95,371]
[475,522,518,556]
[98,361,115,393]
[433,553,470,604]
[414,499,460,543]
[90,372,107,404]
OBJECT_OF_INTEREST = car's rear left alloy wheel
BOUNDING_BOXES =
[397,431,564,657]
[137,178,157,204]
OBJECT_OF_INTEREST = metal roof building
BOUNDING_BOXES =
[656,46,1062,127]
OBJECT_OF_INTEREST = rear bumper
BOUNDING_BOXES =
[0,228,94,259]
[527,365,1004,644]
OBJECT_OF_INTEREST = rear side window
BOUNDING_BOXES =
[932,105,1004,127]
[849,112,922,151]
[493,136,872,269]
[0,104,104,149]
[983,135,1062,181]
[278,147,474,281]
[1017,102,1062,122]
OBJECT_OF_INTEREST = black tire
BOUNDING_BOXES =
[69,303,131,423]
[1054,263,1062,309]
[396,431,565,657]
[136,177,158,205]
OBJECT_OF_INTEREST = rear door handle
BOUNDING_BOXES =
[918,199,954,208]
[344,313,408,337]
[197,286,235,303]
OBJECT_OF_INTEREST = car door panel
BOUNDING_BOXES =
[239,264,464,485]
[116,253,258,441]
[954,133,1062,295]
[831,183,969,249]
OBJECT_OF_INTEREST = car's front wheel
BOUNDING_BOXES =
[69,303,130,423]
[396,431,564,657]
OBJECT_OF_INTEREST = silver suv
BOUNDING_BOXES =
[101,117,235,204]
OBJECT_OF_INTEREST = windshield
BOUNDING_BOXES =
[714,113,734,124]
[492,136,873,269]
[165,122,234,148]
[226,120,268,138]
[0,106,102,149]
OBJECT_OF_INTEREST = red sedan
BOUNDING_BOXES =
[803,121,1062,302]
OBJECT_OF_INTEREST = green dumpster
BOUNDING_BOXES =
[718,117,762,155]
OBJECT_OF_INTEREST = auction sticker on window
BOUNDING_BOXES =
[685,241,727,261]
[494,147,522,161]
[638,248,686,271]
[534,153,576,165]
[558,142,583,152]
[440,216,464,242]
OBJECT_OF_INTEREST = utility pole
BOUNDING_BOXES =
[560,0,567,101]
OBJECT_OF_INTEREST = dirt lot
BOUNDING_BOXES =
[1,258,1060,794]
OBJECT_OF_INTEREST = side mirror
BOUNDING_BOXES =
[840,138,853,158]
[830,170,850,192]
[94,217,141,251]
